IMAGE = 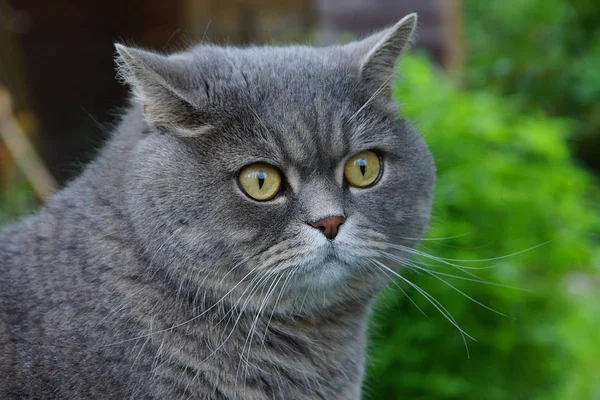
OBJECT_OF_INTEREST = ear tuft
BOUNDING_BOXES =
[114,43,135,84]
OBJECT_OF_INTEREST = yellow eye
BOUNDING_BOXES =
[344,150,382,188]
[239,163,282,201]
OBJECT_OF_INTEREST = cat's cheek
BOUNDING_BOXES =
[224,192,295,248]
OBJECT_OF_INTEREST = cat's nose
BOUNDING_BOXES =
[310,216,346,240]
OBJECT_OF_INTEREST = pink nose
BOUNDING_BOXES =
[311,216,346,240]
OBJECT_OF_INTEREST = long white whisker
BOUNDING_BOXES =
[200,269,276,368]
[384,242,504,274]
[102,256,254,346]
[261,269,295,348]
[383,243,486,278]
[396,231,475,241]
[218,266,277,339]
[237,272,284,389]
[414,265,529,291]
[371,259,474,356]
[245,272,283,354]
[401,260,509,317]
[214,264,274,328]
[425,241,553,263]
[386,241,551,264]
[348,73,395,122]
[379,251,528,291]
[370,260,429,319]
[183,268,276,395]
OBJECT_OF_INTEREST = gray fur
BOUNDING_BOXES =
[0,14,434,399]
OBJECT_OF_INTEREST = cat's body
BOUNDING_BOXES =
[0,111,369,398]
[0,15,435,399]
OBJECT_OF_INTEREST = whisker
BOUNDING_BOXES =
[403,261,509,318]
[347,73,395,122]
[370,259,474,357]
[384,242,507,274]
[184,268,276,395]
[102,256,254,346]
[261,269,295,348]
[386,240,551,264]
[379,250,528,291]
[237,272,284,388]
[433,239,497,250]
[218,267,277,334]
[396,231,475,241]
[371,260,472,338]
[199,269,276,367]
[414,265,529,291]
[424,241,553,263]
[369,260,429,319]
[383,243,485,278]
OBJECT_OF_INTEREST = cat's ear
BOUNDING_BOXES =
[115,44,212,137]
[349,13,418,96]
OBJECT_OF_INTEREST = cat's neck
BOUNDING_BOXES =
[135,281,371,398]
[99,260,371,398]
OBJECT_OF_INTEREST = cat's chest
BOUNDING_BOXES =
[127,310,367,399]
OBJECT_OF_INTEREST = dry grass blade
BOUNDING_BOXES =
[0,85,57,199]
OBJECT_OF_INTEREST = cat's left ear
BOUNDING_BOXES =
[348,13,418,96]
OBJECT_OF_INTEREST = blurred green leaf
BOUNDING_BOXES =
[364,54,600,400]
[0,175,36,225]
[464,0,600,171]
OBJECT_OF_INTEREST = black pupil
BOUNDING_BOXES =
[358,158,367,176]
[257,171,266,189]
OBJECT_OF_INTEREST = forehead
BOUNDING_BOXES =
[215,103,398,179]
[249,49,393,161]
[193,46,398,171]
[189,45,358,105]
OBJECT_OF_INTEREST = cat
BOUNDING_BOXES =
[0,13,435,399]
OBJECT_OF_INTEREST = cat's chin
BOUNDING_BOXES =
[288,243,364,292]
[294,259,352,290]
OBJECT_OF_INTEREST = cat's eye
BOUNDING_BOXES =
[238,163,282,201]
[344,150,382,188]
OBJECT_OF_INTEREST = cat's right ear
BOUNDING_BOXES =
[346,14,418,98]
[115,44,212,137]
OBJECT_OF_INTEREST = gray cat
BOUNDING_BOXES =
[0,13,435,399]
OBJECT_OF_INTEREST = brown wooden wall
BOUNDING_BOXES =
[1,0,460,184]
[4,0,182,182]
[315,0,459,67]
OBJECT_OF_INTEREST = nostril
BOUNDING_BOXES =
[310,215,346,240]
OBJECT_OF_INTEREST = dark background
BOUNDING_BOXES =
[2,0,454,183]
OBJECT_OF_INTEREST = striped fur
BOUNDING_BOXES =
[0,14,434,399]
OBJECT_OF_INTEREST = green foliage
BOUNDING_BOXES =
[464,0,600,171]
[364,55,600,400]
[0,176,37,226]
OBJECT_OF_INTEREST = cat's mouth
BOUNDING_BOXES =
[291,244,356,289]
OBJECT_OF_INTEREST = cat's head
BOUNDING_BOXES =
[116,14,435,313]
